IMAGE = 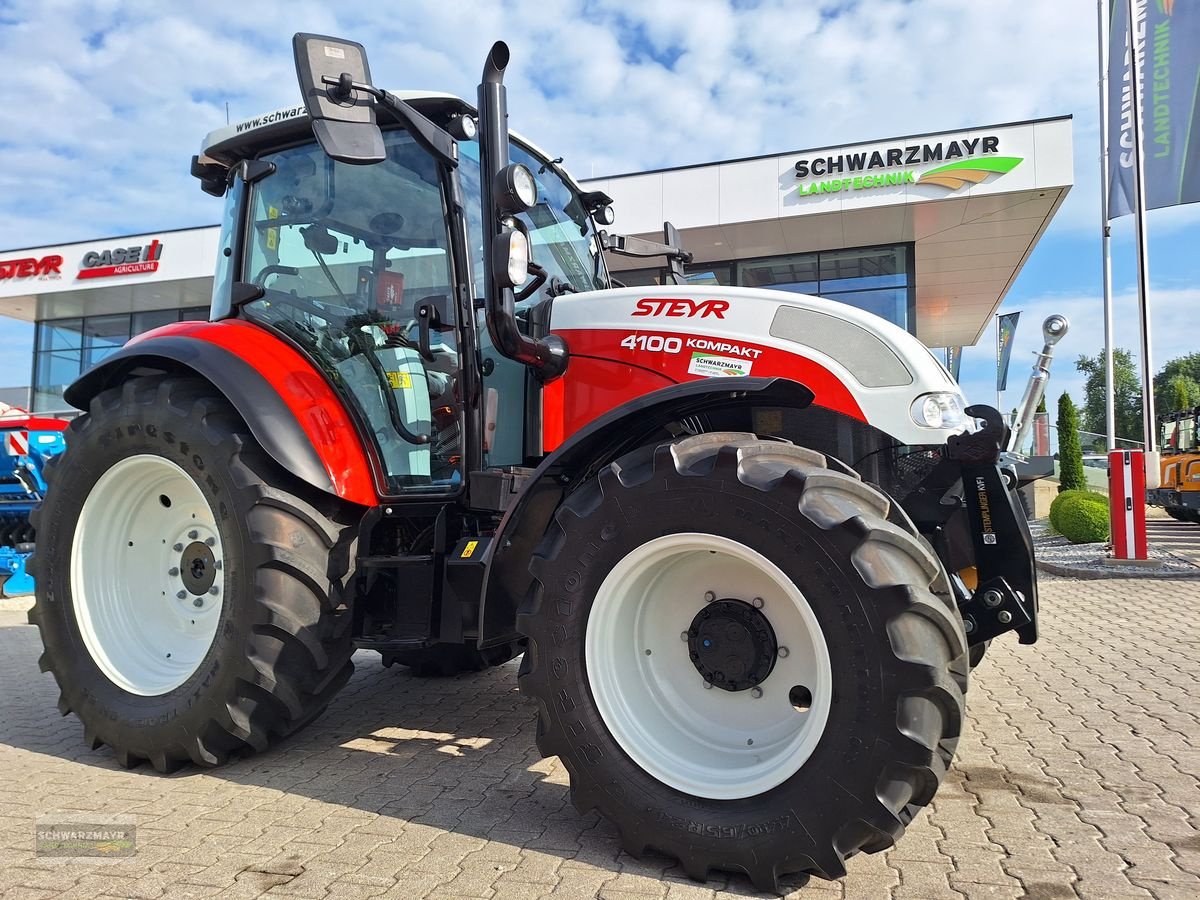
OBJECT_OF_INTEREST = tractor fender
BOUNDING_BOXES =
[477,377,814,647]
[64,320,378,507]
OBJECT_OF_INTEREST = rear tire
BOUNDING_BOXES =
[382,641,524,677]
[517,433,968,890]
[29,376,361,772]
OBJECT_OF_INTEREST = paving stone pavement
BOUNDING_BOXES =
[1146,517,1200,566]
[0,573,1197,899]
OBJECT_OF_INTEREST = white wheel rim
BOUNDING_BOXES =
[586,533,832,800]
[71,454,225,696]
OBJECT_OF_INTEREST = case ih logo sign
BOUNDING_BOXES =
[77,240,164,280]
[0,255,63,281]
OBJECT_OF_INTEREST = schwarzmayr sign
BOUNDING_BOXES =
[793,134,1023,195]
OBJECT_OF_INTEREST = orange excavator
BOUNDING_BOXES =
[1148,407,1200,523]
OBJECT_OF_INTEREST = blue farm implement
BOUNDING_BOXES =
[0,406,67,597]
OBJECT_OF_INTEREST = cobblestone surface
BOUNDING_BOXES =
[1,573,1197,898]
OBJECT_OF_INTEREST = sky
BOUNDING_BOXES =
[0,0,1197,422]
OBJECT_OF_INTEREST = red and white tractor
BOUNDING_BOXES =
[30,35,1061,889]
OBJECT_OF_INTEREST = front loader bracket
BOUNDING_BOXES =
[957,576,1032,645]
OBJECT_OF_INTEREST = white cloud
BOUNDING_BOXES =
[0,0,1120,253]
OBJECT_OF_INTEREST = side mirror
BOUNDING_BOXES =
[293,33,386,165]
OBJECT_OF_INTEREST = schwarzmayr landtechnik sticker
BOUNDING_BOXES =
[688,352,753,378]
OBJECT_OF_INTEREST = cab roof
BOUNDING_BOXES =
[200,91,468,167]
[199,91,571,190]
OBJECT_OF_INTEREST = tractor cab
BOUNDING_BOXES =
[194,59,612,496]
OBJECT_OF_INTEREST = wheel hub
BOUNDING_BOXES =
[687,599,778,691]
[180,542,216,595]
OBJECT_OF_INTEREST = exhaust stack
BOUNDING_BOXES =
[476,42,568,380]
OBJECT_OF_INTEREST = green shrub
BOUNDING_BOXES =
[1048,489,1108,532]
[1055,493,1111,544]
[1057,392,1087,493]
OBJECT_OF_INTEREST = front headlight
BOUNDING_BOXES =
[910,392,966,429]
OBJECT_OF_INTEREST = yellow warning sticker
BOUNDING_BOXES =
[461,540,479,558]
[385,371,412,390]
[266,206,279,251]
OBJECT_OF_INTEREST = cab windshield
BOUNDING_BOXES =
[458,139,608,297]
[241,129,462,495]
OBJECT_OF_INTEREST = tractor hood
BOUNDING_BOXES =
[549,284,967,447]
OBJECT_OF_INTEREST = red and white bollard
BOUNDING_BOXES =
[1108,449,1148,560]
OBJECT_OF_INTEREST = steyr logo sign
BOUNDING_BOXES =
[792,134,1023,197]
[0,255,63,281]
[77,239,164,280]
[632,298,729,319]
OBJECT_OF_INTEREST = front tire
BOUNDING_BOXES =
[517,433,968,889]
[29,376,361,772]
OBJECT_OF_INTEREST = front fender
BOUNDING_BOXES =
[477,377,814,646]
[64,320,378,506]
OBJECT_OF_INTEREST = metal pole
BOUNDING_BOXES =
[1126,0,1157,452]
[1097,0,1117,451]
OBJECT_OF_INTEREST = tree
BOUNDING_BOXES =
[1075,349,1143,446]
[1163,374,1200,415]
[1154,352,1200,414]
[1057,392,1086,493]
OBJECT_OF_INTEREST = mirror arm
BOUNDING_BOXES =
[319,76,458,168]
[600,222,692,286]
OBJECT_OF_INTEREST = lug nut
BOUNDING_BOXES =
[982,589,1003,608]
[750,687,763,699]
[188,530,198,540]
[173,543,183,552]
[778,646,790,658]
[704,590,716,603]
[193,598,204,608]
[208,586,219,596]
[680,631,689,642]
[998,610,1013,624]
[214,560,222,570]
[176,590,187,600]
[751,597,764,609]
[168,567,179,577]
[702,680,713,689]
[205,537,216,547]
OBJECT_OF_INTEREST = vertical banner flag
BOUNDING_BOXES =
[1107,0,1200,217]
[996,312,1021,392]
[944,346,963,381]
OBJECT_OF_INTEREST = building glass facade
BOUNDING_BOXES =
[32,307,207,411]
[617,243,916,334]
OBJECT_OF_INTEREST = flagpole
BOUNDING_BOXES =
[1126,0,1157,452]
[1097,0,1116,451]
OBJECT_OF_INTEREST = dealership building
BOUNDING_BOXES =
[0,115,1072,413]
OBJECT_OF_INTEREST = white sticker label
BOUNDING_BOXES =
[323,46,346,59]
[687,352,753,378]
